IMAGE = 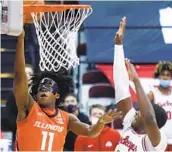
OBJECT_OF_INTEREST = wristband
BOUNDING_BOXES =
[98,117,105,124]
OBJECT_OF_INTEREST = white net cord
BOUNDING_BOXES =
[31,7,92,72]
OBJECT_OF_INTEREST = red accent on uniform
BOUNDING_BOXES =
[74,126,120,151]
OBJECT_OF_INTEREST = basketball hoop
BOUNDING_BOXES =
[24,4,92,72]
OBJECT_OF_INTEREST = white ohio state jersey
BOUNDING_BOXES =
[151,87,172,144]
[115,108,167,151]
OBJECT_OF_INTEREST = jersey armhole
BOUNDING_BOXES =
[65,111,69,130]
[59,110,69,130]
[17,101,37,124]
[123,108,136,130]
[154,131,167,151]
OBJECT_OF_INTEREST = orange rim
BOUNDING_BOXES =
[24,4,92,13]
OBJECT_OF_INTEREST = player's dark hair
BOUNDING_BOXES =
[152,103,167,128]
[64,93,79,103]
[30,69,73,102]
[154,61,172,78]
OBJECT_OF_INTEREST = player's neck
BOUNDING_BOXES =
[41,107,57,116]
[132,125,145,134]
[138,129,145,134]
[158,86,171,95]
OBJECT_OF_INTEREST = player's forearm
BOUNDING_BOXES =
[14,32,26,76]
[133,78,156,124]
[114,45,131,102]
[13,32,29,103]
[114,45,132,118]
[87,120,104,138]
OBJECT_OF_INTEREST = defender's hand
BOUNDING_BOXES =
[98,109,122,124]
[125,58,139,82]
[115,17,126,45]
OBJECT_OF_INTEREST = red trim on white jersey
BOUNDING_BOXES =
[142,135,147,152]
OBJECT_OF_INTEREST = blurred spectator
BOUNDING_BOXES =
[63,93,90,151]
[74,104,121,151]
[147,61,172,151]
[5,64,34,147]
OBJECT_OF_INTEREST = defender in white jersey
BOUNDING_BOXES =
[114,17,168,152]
[148,62,172,150]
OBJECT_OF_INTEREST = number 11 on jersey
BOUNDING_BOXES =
[41,131,54,151]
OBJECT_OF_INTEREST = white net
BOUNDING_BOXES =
[31,7,92,72]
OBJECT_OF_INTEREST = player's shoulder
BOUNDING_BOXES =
[77,135,86,140]
[17,101,39,124]
[144,130,167,151]
[32,101,42,111]
[104,127,121,141]
[105,126,120,135]
[108,126,118,132]
[58,109,70,121]
[31,101,39,107]
[58,109,69,115]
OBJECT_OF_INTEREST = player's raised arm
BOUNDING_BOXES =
[13,31,33,122]
[147,92,154,102]
[68,109,122,138]
[114,17,133,119]
[125,60,161,147]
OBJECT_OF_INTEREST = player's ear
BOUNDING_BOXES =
[55,93,60,99]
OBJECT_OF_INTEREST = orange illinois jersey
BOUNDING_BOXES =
[16,102,69,151]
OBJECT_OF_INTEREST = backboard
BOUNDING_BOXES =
[0,0,23,36]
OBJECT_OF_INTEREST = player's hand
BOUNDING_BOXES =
[98,109,122,124]
[115,17,126,45]
[125,58,139,82]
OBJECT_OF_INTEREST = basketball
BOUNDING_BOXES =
[23,0,44,24]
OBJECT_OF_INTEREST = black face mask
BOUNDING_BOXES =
[64,104,78,113]
[37,78,59,94]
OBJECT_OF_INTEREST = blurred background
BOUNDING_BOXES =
[1,1,172,151]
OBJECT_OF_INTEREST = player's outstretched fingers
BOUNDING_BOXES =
[125,58,132,69]
[114,16,127,44]
[108,108,117,117]
[119,21,123,29]
[125,58,130,63]
[111,110,122,119]
[106,109,113,116]
[121,16,126,31]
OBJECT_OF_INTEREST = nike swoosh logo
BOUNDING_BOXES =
[88,145,93,148]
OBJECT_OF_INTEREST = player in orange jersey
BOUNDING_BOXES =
[13,30,122,151]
